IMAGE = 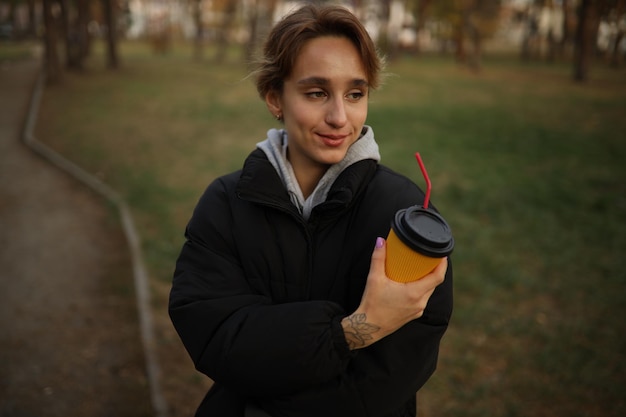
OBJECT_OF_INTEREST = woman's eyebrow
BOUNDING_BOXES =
[296,77,369,87]
[297,76,329,86]
[351,79,369,88]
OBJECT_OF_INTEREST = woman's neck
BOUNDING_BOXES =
[287,150,328,199]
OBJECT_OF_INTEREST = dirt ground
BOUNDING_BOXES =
[0,59,153,415]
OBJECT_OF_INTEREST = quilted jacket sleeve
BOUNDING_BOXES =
[262,266,452,417]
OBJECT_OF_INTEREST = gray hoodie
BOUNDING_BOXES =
[257,125,381,220]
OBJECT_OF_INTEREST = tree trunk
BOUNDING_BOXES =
[27,0,37,38]
[60,0,83,69]
[561,0,571,54]
[573,0,598,82]
[245,0,277,63]
[377,0,395,58]
[215,0,238,63]
[77,0,90,58]
[454,7,468,64]
[43,0,62,83]
[413,0,432,54]
[7,0,16,38]
[245,0,259,62]
[102,0,118,69]
[469,25,482,70]
[609,0,625,67]
[193,0,203,61]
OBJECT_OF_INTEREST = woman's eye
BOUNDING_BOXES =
[346,91,365,101]
[306,91,327,99]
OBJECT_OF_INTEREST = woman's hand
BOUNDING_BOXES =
[341,237,447,350]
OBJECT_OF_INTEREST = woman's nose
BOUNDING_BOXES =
[325,97,347,127]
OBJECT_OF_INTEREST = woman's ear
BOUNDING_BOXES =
[265,90,282,119]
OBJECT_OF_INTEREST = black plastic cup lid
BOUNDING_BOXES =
[391,206,454,257]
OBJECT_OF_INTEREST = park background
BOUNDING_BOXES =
[2,0,626,416]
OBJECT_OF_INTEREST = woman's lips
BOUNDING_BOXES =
[318,133,348,147]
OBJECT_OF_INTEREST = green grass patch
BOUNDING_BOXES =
[0,40,40,61]
[36,40,626,417]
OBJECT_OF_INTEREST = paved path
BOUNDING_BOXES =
[0,58,152,416]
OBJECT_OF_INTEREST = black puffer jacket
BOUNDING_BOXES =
[169,149,453,417]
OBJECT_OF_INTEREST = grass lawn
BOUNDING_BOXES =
[36,40,626,417]
[0,40,41,61]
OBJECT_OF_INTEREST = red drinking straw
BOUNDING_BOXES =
[415,152,431,209]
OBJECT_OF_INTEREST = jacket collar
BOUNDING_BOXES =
[236,149,378,219]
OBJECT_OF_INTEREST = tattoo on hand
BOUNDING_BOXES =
[343,313,380,349]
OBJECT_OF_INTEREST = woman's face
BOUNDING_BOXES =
[266,36,369,176]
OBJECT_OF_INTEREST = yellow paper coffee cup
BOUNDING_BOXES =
[385,206,454,283]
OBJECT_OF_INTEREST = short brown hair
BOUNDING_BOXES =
[253,4,383,99]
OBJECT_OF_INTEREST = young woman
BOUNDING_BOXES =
[169,4,453,417]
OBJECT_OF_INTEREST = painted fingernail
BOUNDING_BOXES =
[376,237,384,248]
